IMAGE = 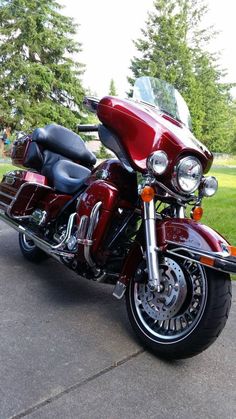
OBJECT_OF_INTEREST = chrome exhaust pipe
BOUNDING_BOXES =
[84,201,102,268]
[0,211,75,262]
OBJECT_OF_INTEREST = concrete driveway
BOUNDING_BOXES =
[0,221,235,419]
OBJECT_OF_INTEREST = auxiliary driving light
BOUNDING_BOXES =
[147,151,169,175]
[200,176,218,197]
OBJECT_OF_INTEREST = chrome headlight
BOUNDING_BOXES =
[147,151,169,175]
[200,176,218,197]
[173,157,202,194]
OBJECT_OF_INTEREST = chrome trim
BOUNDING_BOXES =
[175,205,185,218]
[143,200,161,292]
[156,180,196,203]
[84,201,102,271]
[0,191,14,200]
[147,150,168,175]
[6,182,54,219]
[166,249,217,272]
[172,156,202,195]
[112,281,127,300]
[165,242,236,274]
[0,212,75,262]
[200,176,218,197]
[77,215,89,242]
[52,212,77,250]
[166,240,230,258]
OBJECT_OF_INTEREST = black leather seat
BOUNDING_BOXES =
[52,160,91,194]
[32,124,96,167]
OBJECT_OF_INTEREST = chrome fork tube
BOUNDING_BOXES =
[143,199,161,292]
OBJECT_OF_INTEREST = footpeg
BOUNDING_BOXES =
[113,281,126,300]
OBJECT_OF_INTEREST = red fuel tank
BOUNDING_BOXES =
[87,159,138,206]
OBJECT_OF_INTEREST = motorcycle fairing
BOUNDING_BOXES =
[97,96,213,173]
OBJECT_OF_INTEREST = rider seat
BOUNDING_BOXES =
[52,159,91,194]
[26,124,96,195]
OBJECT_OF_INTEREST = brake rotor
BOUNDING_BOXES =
[138,258,187,321]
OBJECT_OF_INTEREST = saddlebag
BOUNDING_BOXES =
[0,170,72,220]
[0,170,48,217]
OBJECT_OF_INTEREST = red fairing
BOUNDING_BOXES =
[97,96,213,174]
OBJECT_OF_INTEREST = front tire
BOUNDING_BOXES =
[126,256,232,359]
[19,233,48,263]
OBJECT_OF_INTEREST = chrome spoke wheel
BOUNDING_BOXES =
[133,257,207,342]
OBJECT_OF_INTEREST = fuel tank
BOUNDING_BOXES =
[87,159,138,206]
[97,97,213,174]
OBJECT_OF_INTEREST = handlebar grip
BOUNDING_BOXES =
[77,124,99,132]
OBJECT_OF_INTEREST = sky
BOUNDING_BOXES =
[61,0,236,98]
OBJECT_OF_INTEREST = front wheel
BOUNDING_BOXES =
[126,256,232,359]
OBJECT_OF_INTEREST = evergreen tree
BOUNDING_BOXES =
[109,79,117,96]
[0,0,85,131]
[129,0,235,152]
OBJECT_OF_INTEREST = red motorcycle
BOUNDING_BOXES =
[0,77,235,359]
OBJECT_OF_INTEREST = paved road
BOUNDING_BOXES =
[0,221,235,419]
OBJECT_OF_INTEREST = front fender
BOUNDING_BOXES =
[119,219,236,286]
[156,218,229,253]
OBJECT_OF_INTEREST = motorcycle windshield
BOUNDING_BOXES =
[133,77,192,130]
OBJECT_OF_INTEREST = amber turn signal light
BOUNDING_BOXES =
[141,186,155,202]
[200,256,215,267]
[191,206,203,221]
[228,246,236,257]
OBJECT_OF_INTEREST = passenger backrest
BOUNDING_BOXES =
[41,150,69,183]
[32,124,96,167]
[24,142,44,171]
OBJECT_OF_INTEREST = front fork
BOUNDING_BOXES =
[143,199,161,292]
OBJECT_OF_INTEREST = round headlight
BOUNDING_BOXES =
[147,151,168,175]
[200,176,218,197]
[173,157,202,194]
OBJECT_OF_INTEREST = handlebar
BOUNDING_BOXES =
[77,124,99,133]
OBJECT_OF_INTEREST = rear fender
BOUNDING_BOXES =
[119,219,236,286]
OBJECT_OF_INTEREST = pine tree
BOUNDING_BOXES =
[0,0,85,131]
[109,79,117,96]
[129,0,235,152]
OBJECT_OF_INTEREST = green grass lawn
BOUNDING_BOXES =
[0,162,235,278]
[0,164,18,178]
[213,155,236,167]
[204,165,236,280]
[202,166,236,244]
